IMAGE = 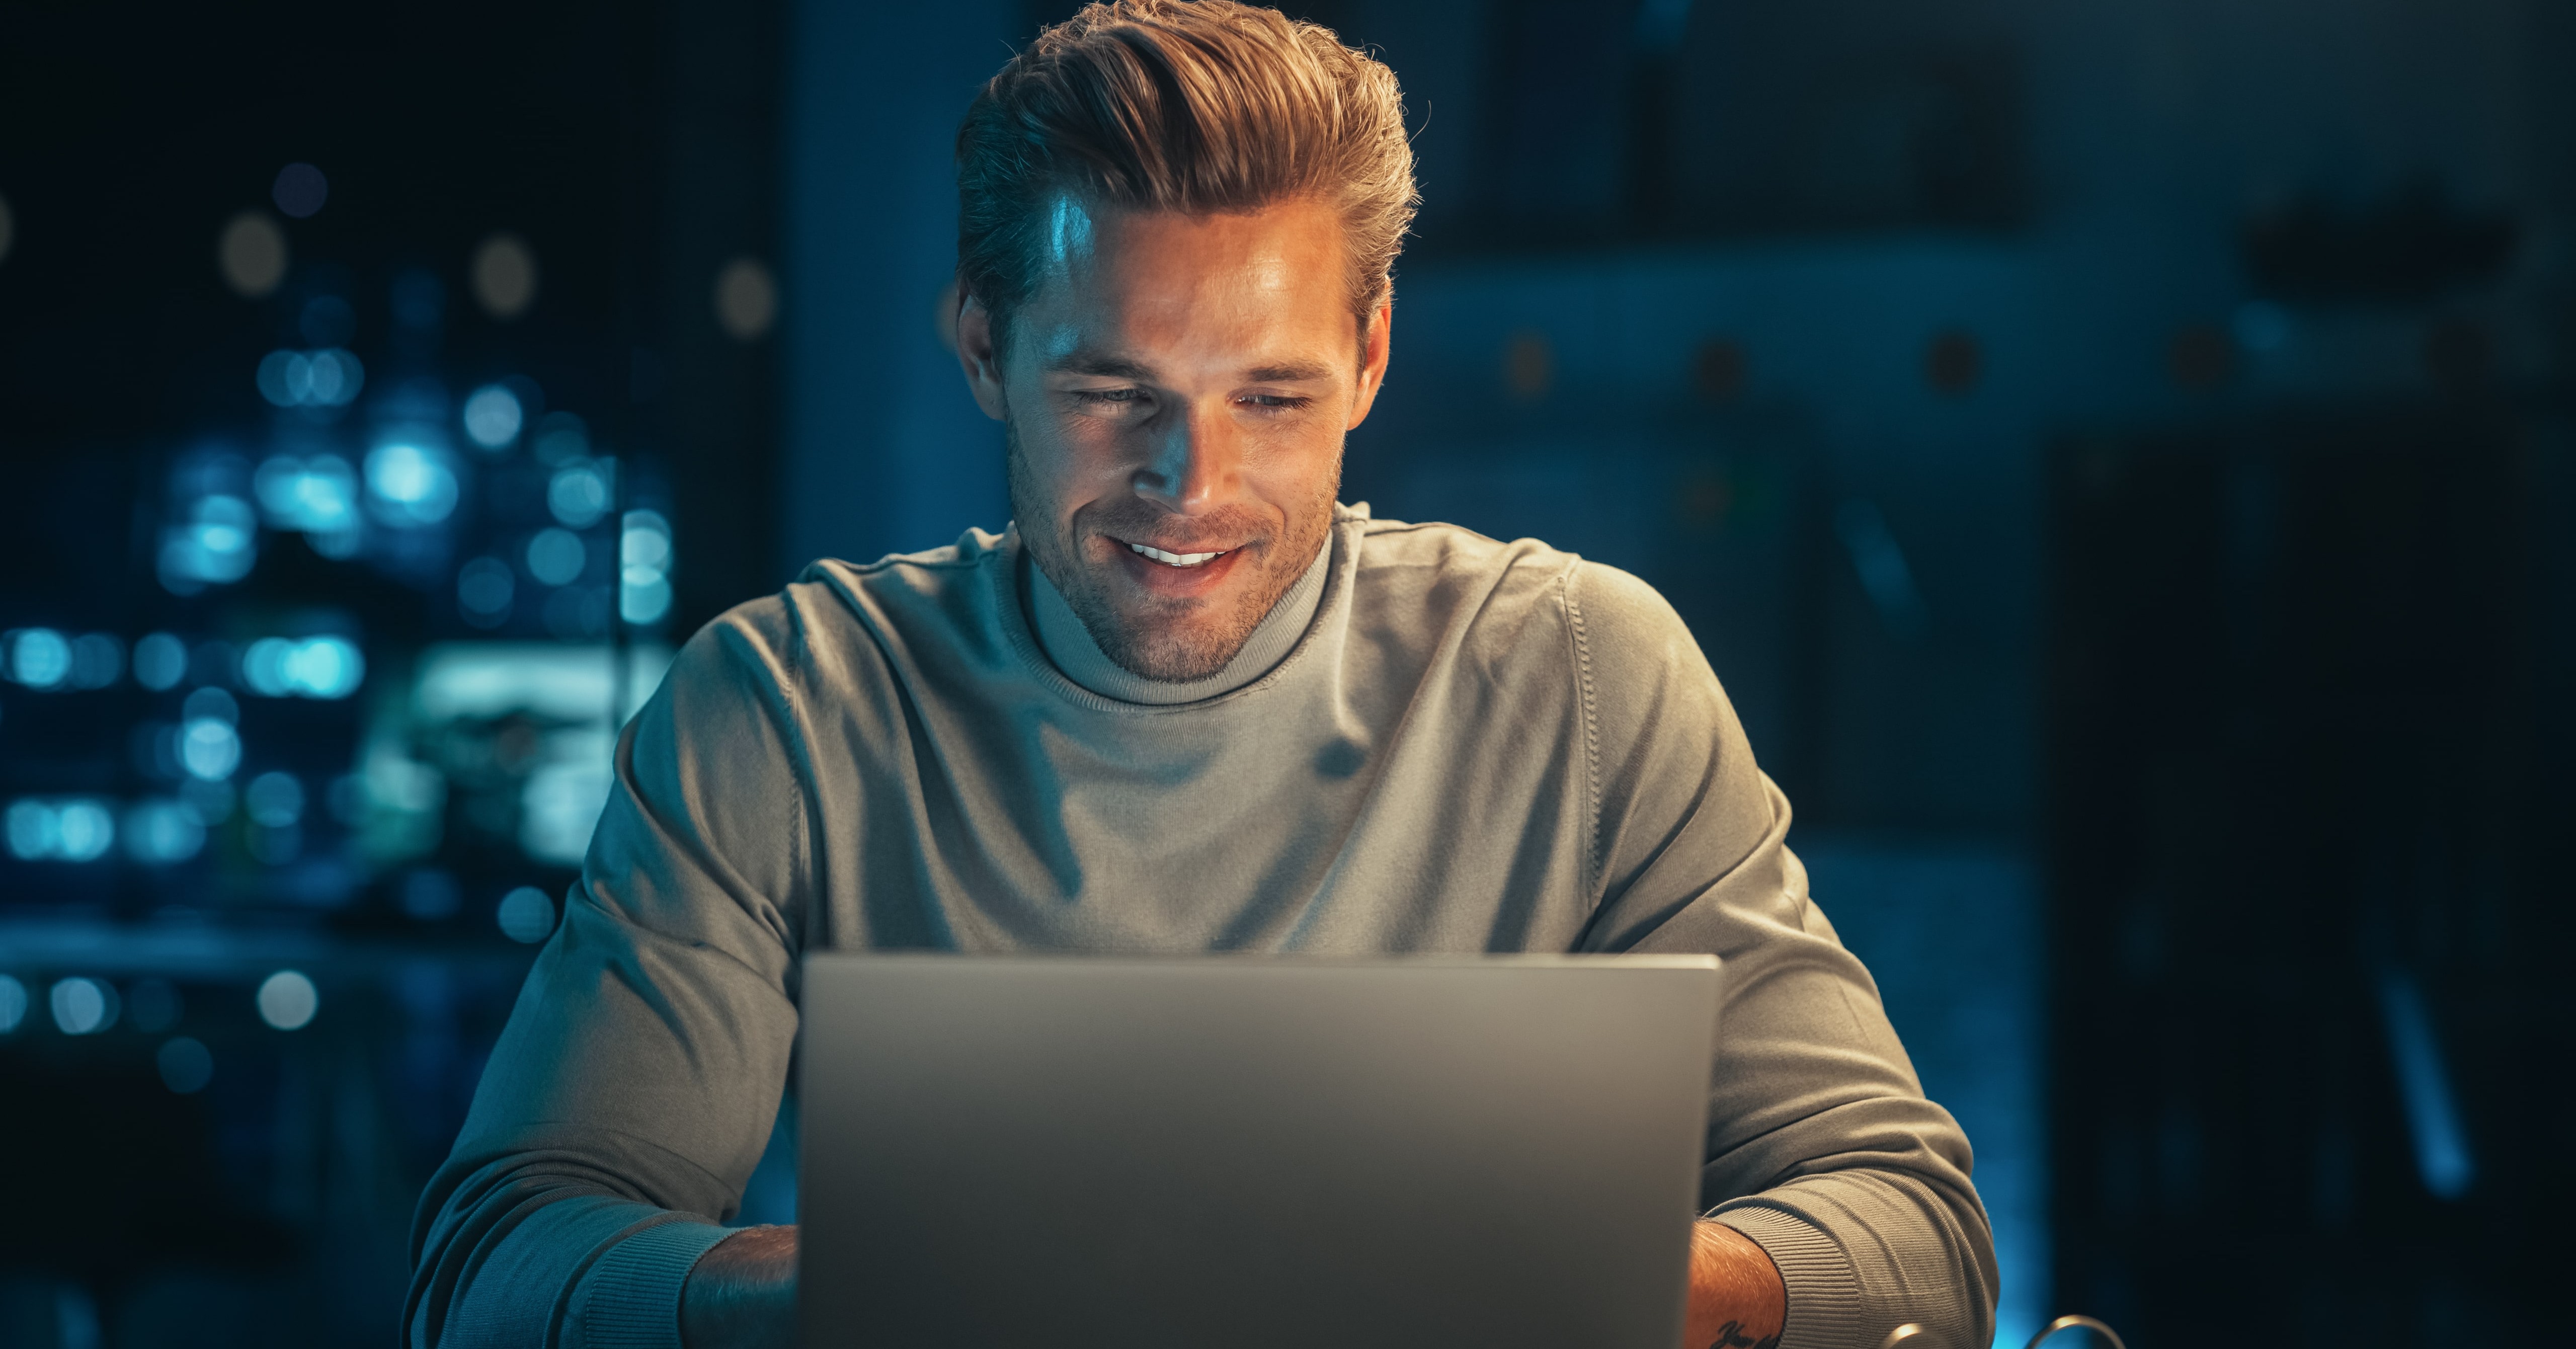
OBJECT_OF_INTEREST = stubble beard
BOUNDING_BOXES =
[1008,419,1339,683]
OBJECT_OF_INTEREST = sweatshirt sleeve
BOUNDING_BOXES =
[1563,561,1998,1349]
[406,601,816,1349]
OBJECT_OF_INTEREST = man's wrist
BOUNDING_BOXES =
[679,1224,799,1349]
[1686,1219,1787,1349]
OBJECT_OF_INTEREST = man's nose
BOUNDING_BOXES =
[1132,401,1241,509]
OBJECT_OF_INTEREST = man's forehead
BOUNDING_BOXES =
[1030,300,1339,381]
[1031,196,1340,302]
[1013,199,1358,381]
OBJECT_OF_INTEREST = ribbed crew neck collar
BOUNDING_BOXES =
[1025,534,1333,705]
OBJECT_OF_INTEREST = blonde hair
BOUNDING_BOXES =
[956,0,1417,344]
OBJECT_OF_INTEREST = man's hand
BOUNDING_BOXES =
[680,1224,797,1349]
[1684,1219,1787,1349]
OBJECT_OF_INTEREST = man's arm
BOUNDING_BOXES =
[1689,1220,1787,1349]
[1564,560,1998,1349]
[407,602,817,1348]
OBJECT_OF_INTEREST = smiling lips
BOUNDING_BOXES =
[1126,541,1233,568]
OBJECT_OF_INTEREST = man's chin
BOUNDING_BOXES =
[1055,528,1322,683]
[1093,617,1256,683]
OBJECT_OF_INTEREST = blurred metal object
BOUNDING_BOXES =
[1875,1324,1938,1349]
[1833,499,1930,640]
[2026,1313,2128,1349]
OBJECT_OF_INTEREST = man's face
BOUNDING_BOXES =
[956,197,1391,682]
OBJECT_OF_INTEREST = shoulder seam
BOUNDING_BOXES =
[1561,560,1604,907]
[769,599,823,964]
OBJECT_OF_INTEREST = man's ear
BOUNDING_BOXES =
[956,293,1009,422]
[1346,302,1394,431]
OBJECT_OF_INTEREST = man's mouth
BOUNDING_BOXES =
[1124,541,1234,569]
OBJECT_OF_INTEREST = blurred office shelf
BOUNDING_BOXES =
[2044,405,2576,1344]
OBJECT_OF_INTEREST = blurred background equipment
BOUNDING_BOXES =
[4,0,2570,1344]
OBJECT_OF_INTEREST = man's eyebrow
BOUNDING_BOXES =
[1245,361,1336,383]
[1044,354,1340,383]
[1045,352,1157,379]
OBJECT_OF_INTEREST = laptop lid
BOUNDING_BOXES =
[797,954,1720,1349]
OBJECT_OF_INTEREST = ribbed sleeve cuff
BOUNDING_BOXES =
[565,1218,735,1349]
[1711,1204,1865,1349]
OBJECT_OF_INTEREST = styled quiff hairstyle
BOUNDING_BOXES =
[956,0,1416,347]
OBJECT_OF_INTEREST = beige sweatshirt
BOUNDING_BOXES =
[406,503,1997,1349]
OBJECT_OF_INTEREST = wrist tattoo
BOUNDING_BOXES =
[1707,1319,1782,1349]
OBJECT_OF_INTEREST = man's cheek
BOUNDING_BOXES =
[1048,424,1128,484]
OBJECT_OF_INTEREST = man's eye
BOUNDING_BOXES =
[1073,388,1142,406]
[1241,394,1312,411]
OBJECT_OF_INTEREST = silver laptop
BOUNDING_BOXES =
[797,954,1720,1349]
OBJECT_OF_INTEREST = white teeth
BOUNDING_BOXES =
[1130,543,1225,567]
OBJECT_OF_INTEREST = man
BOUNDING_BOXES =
[407,4,1998,1347]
